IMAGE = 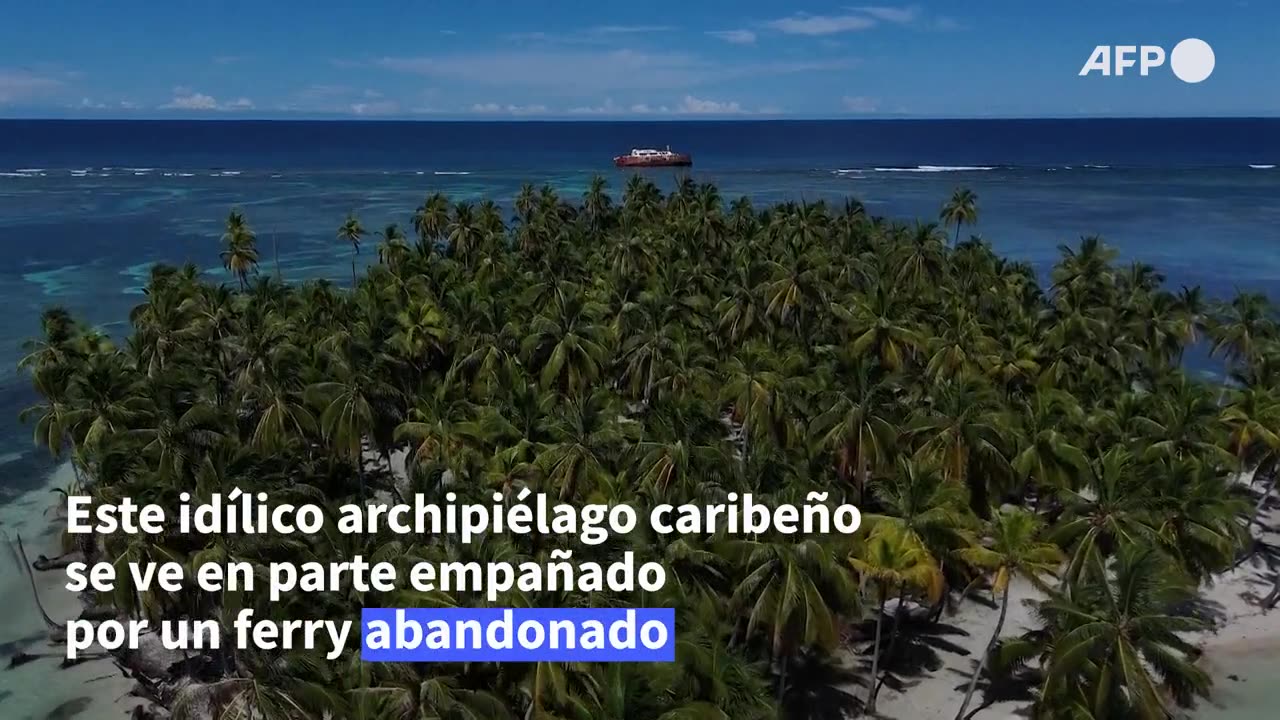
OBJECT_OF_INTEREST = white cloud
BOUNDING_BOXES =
[162,92,219,110]
[589,25,676,34]
[350,100,400,115]
[469,102,549,115]
[0,68,67,104]
[933,16,965,31]
[568,98,621,115]
[707,29,757,44]
[765,13,877,35]
[677,95,744,114]
[764,6,933,35]
[842,95,880,113]
[376,50,852,94]
[852,6,919,24]
[161,89,254,111]
[569,96,756,116]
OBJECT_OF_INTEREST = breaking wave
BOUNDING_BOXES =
[872,165,997,173]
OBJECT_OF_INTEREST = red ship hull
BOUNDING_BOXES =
[614,154,693,168]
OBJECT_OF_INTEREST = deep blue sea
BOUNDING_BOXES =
[1,118,1278,502]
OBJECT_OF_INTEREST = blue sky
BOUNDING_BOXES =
[0,1,1276,118]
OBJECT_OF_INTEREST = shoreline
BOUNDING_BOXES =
[0,460,141,720]
[863,477,1279,720]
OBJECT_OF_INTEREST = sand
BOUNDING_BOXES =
[0,461,142,720]
[862,476,1280,720]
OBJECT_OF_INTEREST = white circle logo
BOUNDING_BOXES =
[1170,38,1214,83]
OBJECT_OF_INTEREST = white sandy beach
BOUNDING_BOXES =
[860,478,1280,720]
[0,461,142,720]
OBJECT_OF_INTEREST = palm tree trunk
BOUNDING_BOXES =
[954,223,961,247]
[873,583,909,700]
[955,583,1011,720]
[866,590,886,715]
[15,535,64,635]
[356,455,367,500]
[857,448,869,503]
[776,652,789,707]
[273,231,281,281]
[351,256,358,287]
[1263,574,1280,609]
[1251,468,1277,527]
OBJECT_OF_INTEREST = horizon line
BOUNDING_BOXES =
[3,114,1279,123]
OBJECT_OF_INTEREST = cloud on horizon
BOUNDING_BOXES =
[707,29,757,45]
[373,50,854,96]
[0,67,72,104]
[841,95,880,113]
[566,94,772,116]
[161,88,253,111]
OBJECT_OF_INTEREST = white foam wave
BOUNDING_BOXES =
[873,165,995,173]
[416,171,425,175]
[1083,164,1110,169]
[15,168,44,173]
[1249,164,1275,169]
[124,167,154,172]
[433,171,471,176]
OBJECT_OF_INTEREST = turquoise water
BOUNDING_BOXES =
[1197,642,1280,719]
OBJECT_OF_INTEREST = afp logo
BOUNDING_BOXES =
[1080,38,1215,83]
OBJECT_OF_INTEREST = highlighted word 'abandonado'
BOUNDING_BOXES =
[361,608,675,661]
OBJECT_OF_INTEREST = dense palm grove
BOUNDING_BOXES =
[19,176,1280,720]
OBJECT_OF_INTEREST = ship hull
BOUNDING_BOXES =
[614,155,693,168]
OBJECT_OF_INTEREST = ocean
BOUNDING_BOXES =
[0,118,1278,718]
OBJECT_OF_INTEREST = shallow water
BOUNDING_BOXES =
[1196,641,1280,719]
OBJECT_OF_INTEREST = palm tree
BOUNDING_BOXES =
[730,538,857,705]
[939,187,978,246]
[908,376,1011,516]
[809,360,898,497]
[338,213,365,286]
[306,363,398,498]
[1036,546,1210,718]
[221,210,259,290]
[849,525,943,715]
[376,223,411,274]
[952,508,1063,720]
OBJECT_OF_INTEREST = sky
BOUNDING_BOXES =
[1,1,1277,119]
